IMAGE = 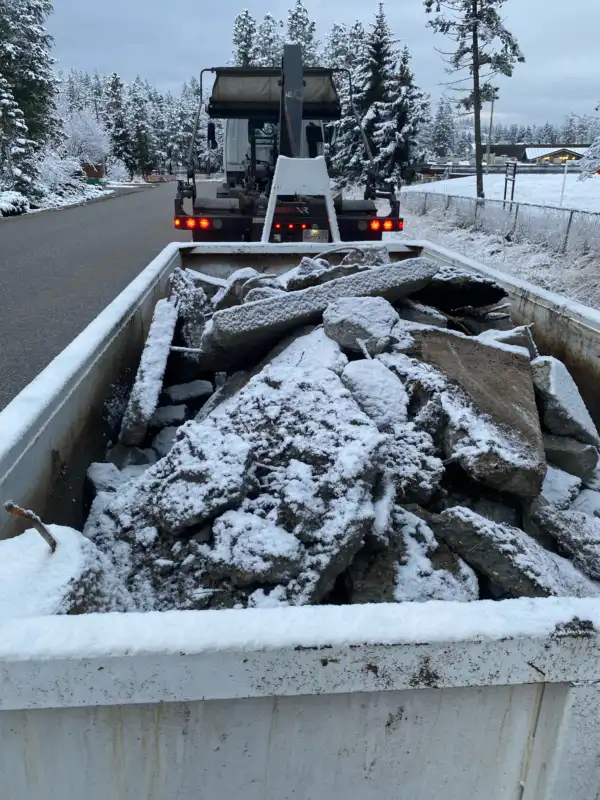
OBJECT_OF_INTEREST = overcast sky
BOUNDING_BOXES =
[48,0,598,124]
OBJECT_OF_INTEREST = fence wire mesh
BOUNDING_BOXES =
[402,191,600,256]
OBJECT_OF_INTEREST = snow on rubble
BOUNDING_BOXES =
[6,248,600,618]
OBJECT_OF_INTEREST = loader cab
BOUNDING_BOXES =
[223,118,325,187]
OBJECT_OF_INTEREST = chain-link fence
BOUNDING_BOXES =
[401,191,600,256]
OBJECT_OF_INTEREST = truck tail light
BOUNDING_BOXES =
[383,220,394,231]
[199,218,211,230]
[398,220,404,231]
[370,220,381,231]
[174,218,181,228]
[185,218,196,229]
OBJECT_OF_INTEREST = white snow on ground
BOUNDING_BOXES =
[391,210,600,309]
[0,525,127,619]
[404,174,600,212]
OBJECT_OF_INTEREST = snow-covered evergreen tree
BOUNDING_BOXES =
[431,98,456,157]
[424,0,525,198]
[578,136,600,180]
[561,113,577,143]
[0,0,58,146]
[539,122,556,144]
[324,21,367,181]
[373,45,430,183]
[286,0,319,66]
[232,9,257,66]
[252,13,284,67]
[0,73,38,197]
[126,76,158,176]
[104,73,134,176]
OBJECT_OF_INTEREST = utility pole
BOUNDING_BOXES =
[485,98,495,173]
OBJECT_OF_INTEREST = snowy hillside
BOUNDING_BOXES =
[404,174,600,213]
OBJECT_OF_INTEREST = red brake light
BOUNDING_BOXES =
[185,218,196,229]
[301,223,307,229]
[174,218,181,228]
[288,223,295,230]
[275,223,281,229]
[370,220,381,231]
[383,220,394,231]
[199,218,211,230]
[398,220,404,231]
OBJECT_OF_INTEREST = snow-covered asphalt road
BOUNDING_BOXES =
[0,181,190,410]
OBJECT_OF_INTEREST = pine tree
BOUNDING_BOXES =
[0,72,38,197]
[0,0,58,146]
[232,9,257,66]
[286,0,319,66]
[424,0,525,198]
[104,73,134,177]
[539,122,556,144]
[561,113,577,143]
[324,21,368,180]
[578,136,600,180]
[373,45,430,183]
[252,13,284,67]
[506,124,519,143]
[353,4,397,168]
[126,76,158,176]
[432,98,456,157]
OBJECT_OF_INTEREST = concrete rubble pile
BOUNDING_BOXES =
[29,250,600,614]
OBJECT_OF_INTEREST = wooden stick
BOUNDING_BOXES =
[4,502,57,553]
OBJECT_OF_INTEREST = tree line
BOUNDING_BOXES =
[2,0,598,207]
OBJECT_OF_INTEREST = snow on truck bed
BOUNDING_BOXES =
[6,249,600,620]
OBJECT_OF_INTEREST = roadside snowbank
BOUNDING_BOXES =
[391,211,600,309]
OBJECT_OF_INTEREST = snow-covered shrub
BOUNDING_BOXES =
[105,156,129,183]
[0,191,30,217]
[36,148,85,193]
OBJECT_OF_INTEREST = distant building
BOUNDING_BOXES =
[488,144,589,164]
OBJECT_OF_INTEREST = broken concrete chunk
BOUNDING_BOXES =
[381,424,444,506]
[532,356,600,447]
[119,299,178,447]
[571,489,600,518]
[0,525,133,617]
[477,325,538,360]
[170,268,208,350]
[284,256,368,292]
[402,325,546,496]
[195,371,251,422]
[527,501,600,581]
[88,462,124,493]
[201,510,304,587]
[260,326,349,376]
[107,423,253,537]
[206,365,386,605]
[244,286,287,303]
[106,443,157,470]
[323,296,400,355]
[397,298,448,328]
[212,267,260,310]
[208,258,439,352]
[152,426,180,458]
[437,506,599,598]
[149,404,187,428]
[543,433,599,480]
[409,265,508,312]
[540,465,582,510]
[240,274,283,299]
[341,359,408,432]
[163,380,213,404]
[348,506,478,604]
